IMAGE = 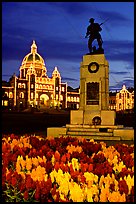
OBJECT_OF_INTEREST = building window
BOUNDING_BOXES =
[60,95,63,100]
[119,93,121,99]
[20,92,24,98]
[36,93,38,99]
[4,101,8,106]
[31,92,34,99]
[61,87,64,92]
[9,92,13,98]
[18,83,21,88]
[127,93,129,98]
[22,83,25,88]
[56,87,59,91]
[56,94,58,100]
[31,84,34,89]
[31,77,35,82]
[5,92,8,97]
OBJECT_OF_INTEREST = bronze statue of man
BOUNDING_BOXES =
[85,18,103,53]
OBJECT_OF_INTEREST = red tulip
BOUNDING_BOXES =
[24,190,29,200]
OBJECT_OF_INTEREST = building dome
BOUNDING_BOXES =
[19,40,47,78]
[21,40,45,66]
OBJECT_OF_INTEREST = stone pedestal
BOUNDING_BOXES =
[71,53,115,126]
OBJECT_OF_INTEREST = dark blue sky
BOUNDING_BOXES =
[2,2,134,90]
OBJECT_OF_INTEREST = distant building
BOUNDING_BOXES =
[2,81,14,108]
[116,85,134,112]
[67,86,80,109]
[109,91,116,110]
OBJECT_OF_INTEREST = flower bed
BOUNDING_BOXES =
[2,134,134,202]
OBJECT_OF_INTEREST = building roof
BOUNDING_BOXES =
[127,87,134,93]
[67,86,79,92]
[109,92,117,96]
[2,80,10,87]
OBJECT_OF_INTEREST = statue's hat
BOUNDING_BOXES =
[89,18,94,22]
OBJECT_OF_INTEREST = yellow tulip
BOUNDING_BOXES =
[124,175,134,194]
[69,182,84,202]
[32,157,39,167]
[26,158,32,171]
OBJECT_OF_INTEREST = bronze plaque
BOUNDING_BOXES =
[86,82,99,105]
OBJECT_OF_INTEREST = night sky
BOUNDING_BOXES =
[2,2,134,90]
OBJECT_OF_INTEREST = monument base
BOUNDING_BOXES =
[47,124,134,141]
[70,109,115,126]
[47,52,134,141]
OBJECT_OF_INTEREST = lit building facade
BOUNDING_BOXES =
[116,85,134,111]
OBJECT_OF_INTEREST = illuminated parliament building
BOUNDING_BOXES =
[2,41,79,110]
[2,41,134,112]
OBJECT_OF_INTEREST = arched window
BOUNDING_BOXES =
[18,83,21,88]
[22,83,25,88]
[9,92,13,98]
[20,92,24,98]
[5,92,8,97]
